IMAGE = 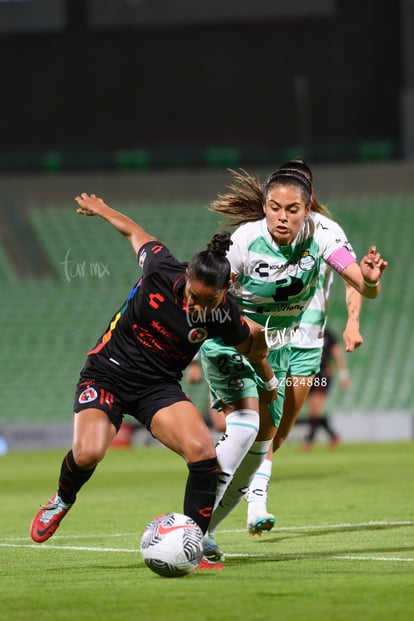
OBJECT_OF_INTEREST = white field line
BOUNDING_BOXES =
[0,543,413,563]
[1,519,413,562]
[223,553,414,563]
[5,519,413,543]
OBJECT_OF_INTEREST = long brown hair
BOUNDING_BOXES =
[209,169,264,227]
[209,159,330,226]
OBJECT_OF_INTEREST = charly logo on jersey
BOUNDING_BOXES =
[298,251,316,271]
[78,387,98,404]
[188,327,208,343]
[254,261,286,278]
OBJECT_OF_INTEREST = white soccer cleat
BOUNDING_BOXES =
[247,510,276,536]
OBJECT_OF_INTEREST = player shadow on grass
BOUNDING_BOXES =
[225,543,414,564]
[254,520,413,545]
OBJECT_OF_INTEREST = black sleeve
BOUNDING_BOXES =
[137,241,181,276]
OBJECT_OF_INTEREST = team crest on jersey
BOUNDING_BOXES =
[188,327,208,343]
[78,386,98,404]
[298,251,316,271]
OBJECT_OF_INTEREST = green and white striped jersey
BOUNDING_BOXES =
[227,212,355,348]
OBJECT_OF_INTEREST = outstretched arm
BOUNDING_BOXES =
[74,193,156,255]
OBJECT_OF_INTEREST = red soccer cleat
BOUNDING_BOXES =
[30,493,73,543]
[197,556,224,570]
[329,435,340,449]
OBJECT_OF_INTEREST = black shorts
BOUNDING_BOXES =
[74,377,191,432]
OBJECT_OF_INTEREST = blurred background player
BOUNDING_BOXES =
[301,327,350,451]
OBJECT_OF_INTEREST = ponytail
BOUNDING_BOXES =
[209,169,264,227]
[187,232,232,290]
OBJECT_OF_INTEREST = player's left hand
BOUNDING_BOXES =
[343,320,364,352]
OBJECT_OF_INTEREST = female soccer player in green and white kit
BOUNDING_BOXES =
[245,159,363,534]
[200,163,387,562]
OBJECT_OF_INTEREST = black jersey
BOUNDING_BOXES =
[82,240,250,388]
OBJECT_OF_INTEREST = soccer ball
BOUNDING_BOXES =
[140,512,204,578]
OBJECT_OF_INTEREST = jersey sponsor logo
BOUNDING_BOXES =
[78,386,98,404]
[132,324,186,361]
[188,327,208,343]
[150,320,179,342]
[298,251,316,271]
[272,276,304,301]
[254,261,289,277]
[255,301,305,314]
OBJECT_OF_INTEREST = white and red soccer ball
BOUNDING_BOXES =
[140,512,204,578]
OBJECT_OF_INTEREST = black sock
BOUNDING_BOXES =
[305,419,320,442]
[58,450,96,504]
[184,457,218,534]
[320,416,336,438]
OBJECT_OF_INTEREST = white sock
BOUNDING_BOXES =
[209,439,272,534]
[214,409,259,511]
[246,458,273,516]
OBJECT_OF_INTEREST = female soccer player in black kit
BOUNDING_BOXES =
[30,193,277,568]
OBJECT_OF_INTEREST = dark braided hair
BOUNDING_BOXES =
[187,232,232,290]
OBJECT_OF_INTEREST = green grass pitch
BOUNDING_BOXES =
[1,441,413,620]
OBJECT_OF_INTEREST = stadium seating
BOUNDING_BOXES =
[0,196,411,425]
[320,194,412,413]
